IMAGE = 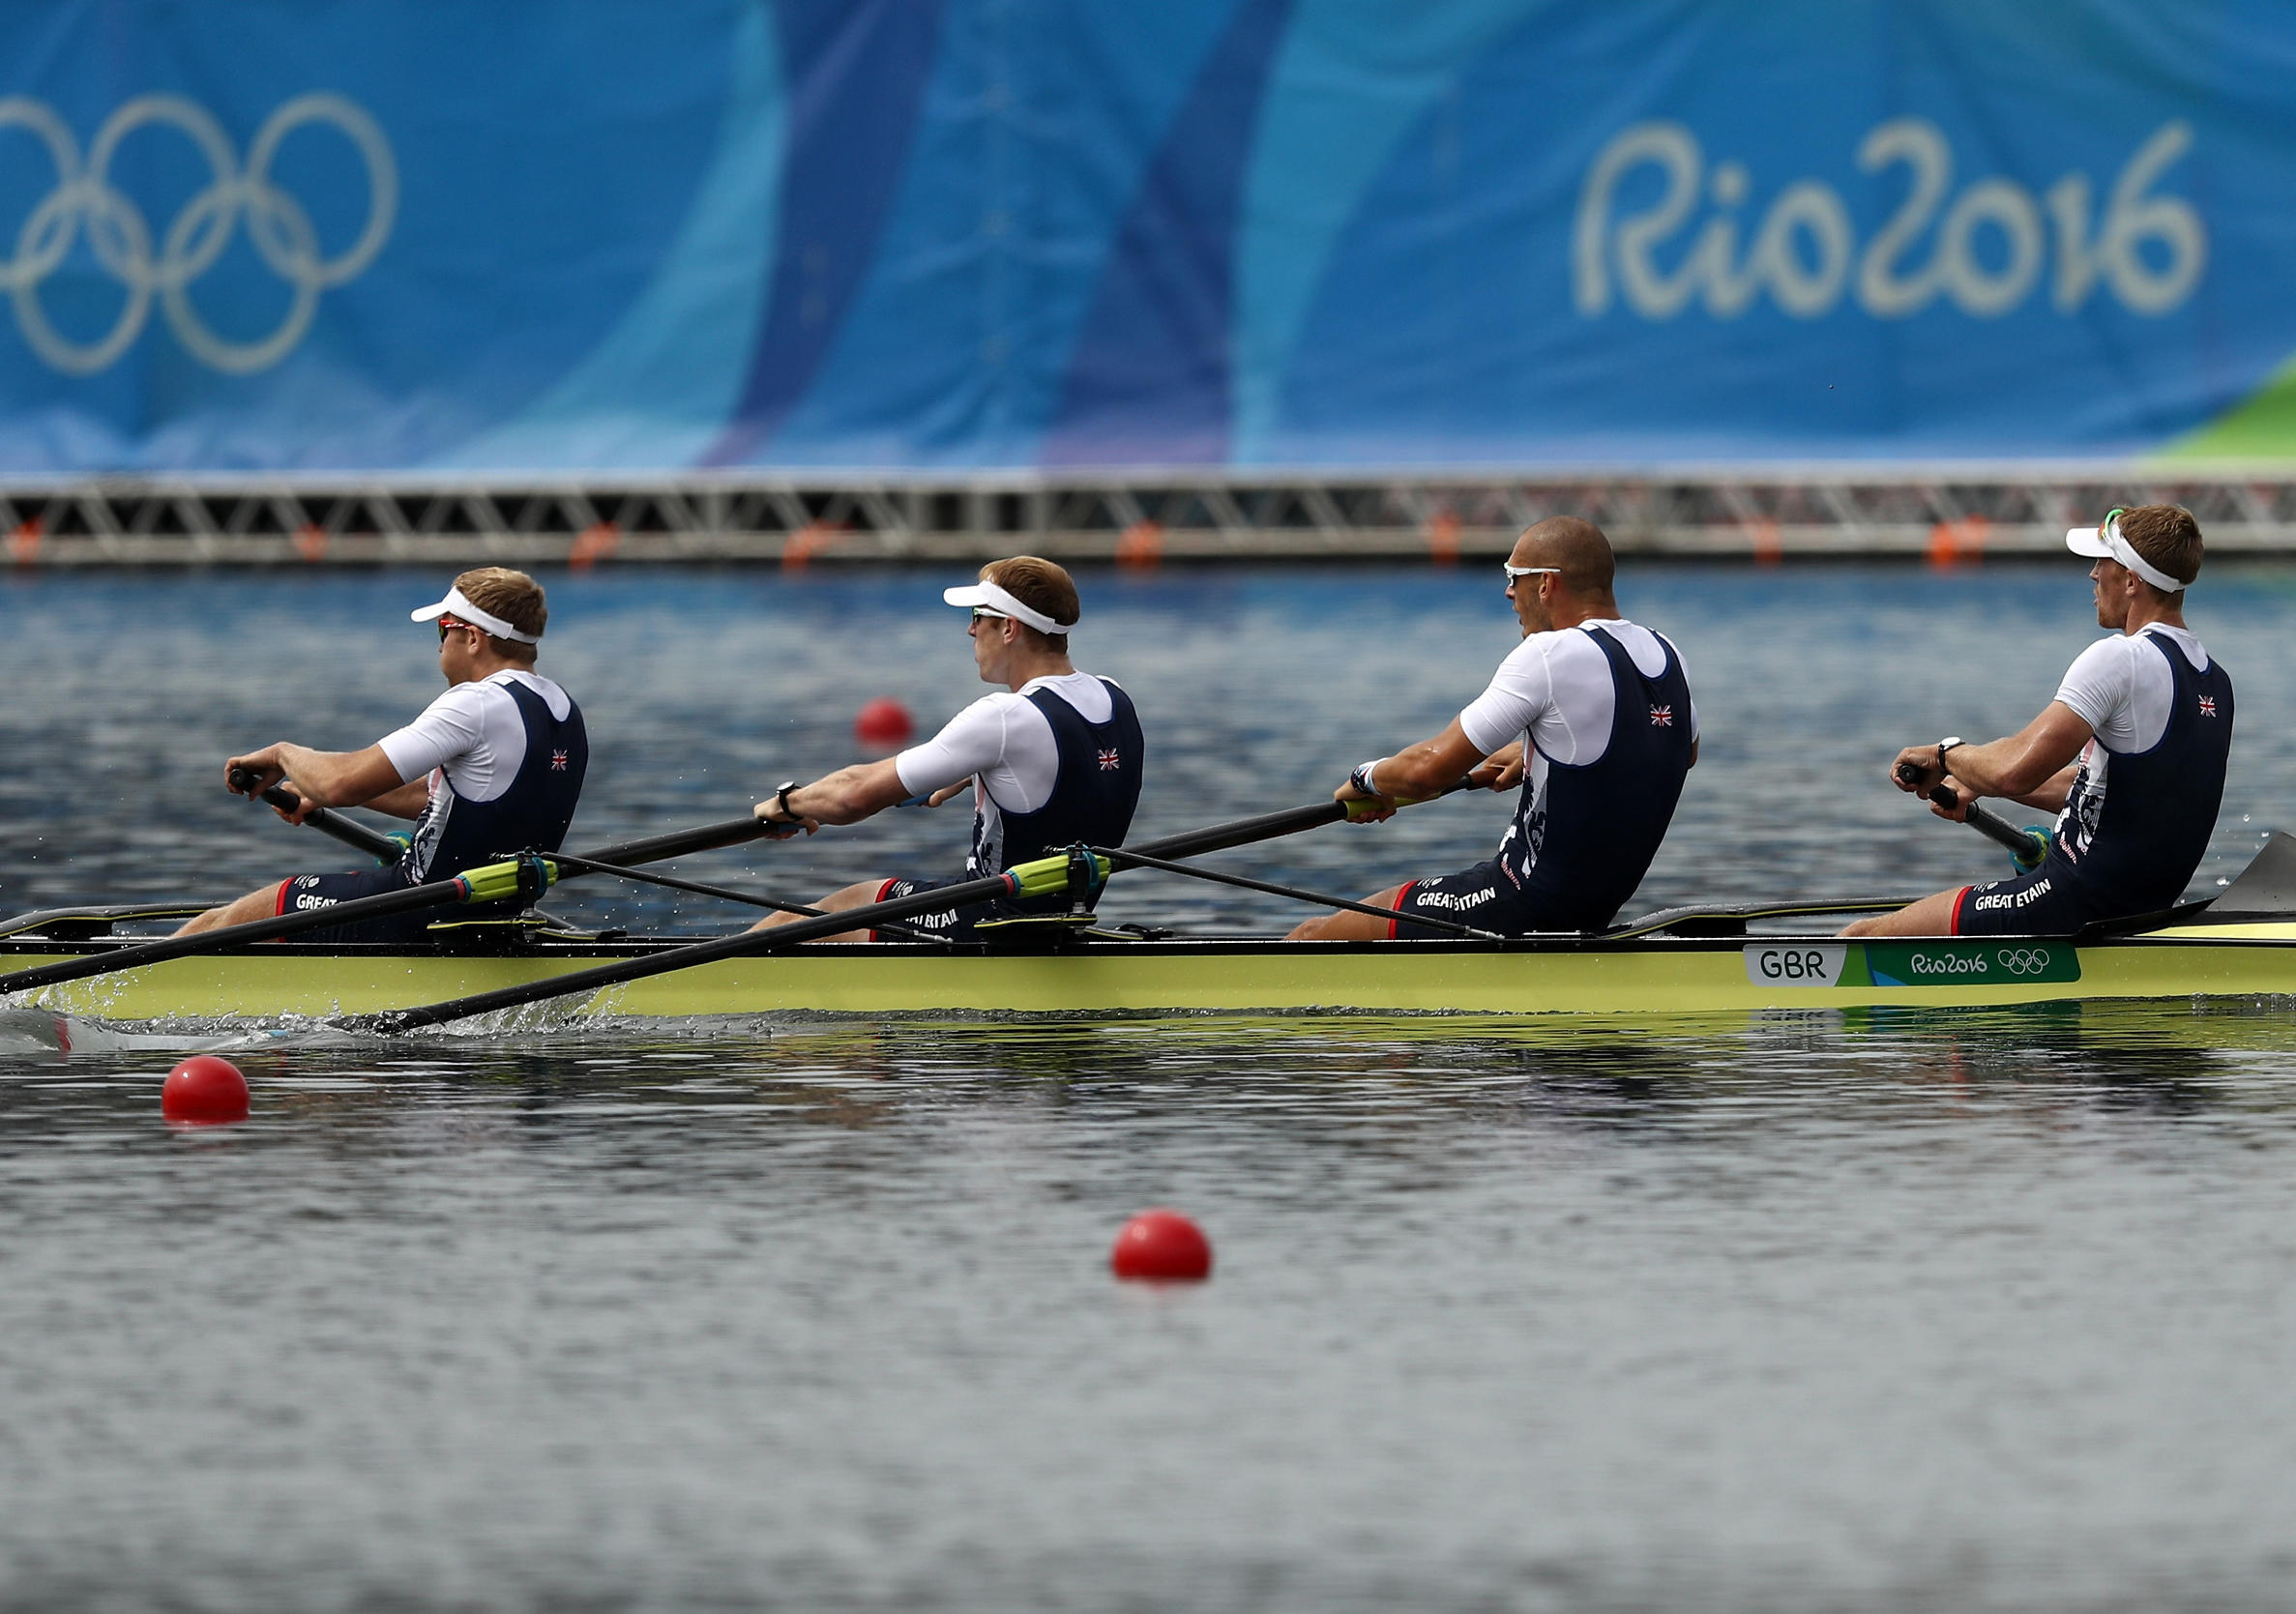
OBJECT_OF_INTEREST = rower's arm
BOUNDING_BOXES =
[361,779,432,820]
[762,758,910,828]
[226,743,409,823]
[1344,719,1488,804]
[1895,701,2091,807]
[1996,761,2078,816]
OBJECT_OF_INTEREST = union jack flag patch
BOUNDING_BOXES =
[2199,696,2218,718]
[551,748,571,770]
[1650,705,1673,726]
[1098,748,1122,771]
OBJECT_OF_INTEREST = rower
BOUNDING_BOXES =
[749,556,1142,941]
[1288,516,1697,939]
[176,570,588,941]
[1845,504,2229,938]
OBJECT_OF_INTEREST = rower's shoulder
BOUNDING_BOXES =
[1018,667,1112,690]
[1520,617,1676,662]
[1016,669,1121,707]
[2137,621,2216,672]
[482,667,578,719]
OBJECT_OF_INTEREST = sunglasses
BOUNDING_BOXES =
[1502,563,1561,581]
[969,607,1010,626]
[437,616,478,641]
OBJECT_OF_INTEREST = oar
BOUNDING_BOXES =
[543,849,953,944]
[0,812,780,998]
[1089,844,1502,939]
[227,767,406,865]
[1893,762,2049,871]
[366,789,1464,1033]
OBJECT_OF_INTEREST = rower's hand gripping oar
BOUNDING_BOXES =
[0,811,783,999]
[1893,762,2050,873]
[227,766,406,865]
[364,786,1471,1034]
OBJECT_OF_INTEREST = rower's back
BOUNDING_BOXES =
[2046,624,2232,915]
[964,671,1143,912]
[1485,620,1695,931]
[399,670,589,883]
[1500,622,1695,930]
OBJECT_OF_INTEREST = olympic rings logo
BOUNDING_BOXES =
[0,93,396,375]
[1995,948,2053,977]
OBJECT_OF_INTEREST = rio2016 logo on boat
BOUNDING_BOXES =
[1575,118,2202,323]
[0,93,397,374]
[1905,950,1990,976]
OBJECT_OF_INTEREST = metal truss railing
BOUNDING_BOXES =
[5,469,2296,566]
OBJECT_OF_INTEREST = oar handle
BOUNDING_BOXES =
[1895,762,2049,869]
[228,766,406,864]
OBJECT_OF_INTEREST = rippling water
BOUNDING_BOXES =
[5,564,2296,1611]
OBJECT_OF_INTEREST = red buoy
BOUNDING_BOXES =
[854,696,915,748]
[162,1055,250,1125]
[1110,1208,1213,1281]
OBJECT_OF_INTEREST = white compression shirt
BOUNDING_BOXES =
[2053,624,2209,754]
[1456,619,1697,763]
[894,671,1116,812]
[376,670,574,802]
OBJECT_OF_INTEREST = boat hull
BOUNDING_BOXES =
[6,925,2294,1023]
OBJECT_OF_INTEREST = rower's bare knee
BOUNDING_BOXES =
[1840,889,1962,937]
[173,884,284,936]
[1286,886,1405,942]
[746,877,886,937]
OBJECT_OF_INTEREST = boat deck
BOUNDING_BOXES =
[5,923,2293,1023]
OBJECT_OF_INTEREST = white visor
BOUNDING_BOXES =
[409,585,541,643]
[2065,514,2188,594]
[941,578,1071,636]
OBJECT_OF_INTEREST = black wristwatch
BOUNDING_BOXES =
[763,780,799,823]
[1937,737,1965,773]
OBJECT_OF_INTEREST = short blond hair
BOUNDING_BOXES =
[454,567,546,660]
[2116,505,2202,590]
[980,555,1079,651]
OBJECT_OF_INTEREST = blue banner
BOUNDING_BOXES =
[1,0,2292,472]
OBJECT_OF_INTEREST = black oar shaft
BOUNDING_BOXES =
[545,850,947,944]
[368,784,1483,1033]
[1094,845,1499,940]
[374,868,1022,1031]
[578,816,777,868]
[0,817,782,1000]
[1134,801,1345,862]
[1916,781,2046,859]
[229,768,405,864]
[1894,762,2048,863]
[1944,793,2046,860]
[0,875,472,994]
[231,767,773,872]
[1128,778,1471,863]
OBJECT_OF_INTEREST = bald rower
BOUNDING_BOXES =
[1289,516,1698,939]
